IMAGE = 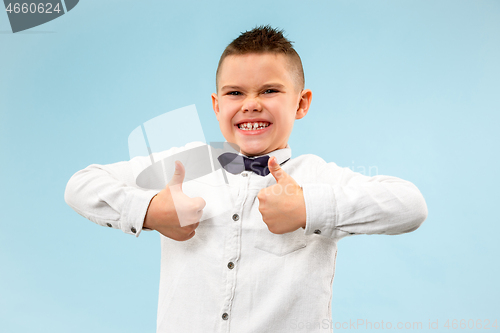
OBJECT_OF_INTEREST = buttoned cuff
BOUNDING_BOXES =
[302,184,337,237]
[121,189,159,237]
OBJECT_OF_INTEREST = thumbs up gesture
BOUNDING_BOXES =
[257,157,307,234]
[143,161,206,241]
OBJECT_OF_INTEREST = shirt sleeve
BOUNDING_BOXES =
[301,159,428,239]
[64,142,205,237]
[64,157,159,237]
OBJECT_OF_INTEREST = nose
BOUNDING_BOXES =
[242,96,262,113]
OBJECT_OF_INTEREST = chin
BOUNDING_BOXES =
[239,145,267,157]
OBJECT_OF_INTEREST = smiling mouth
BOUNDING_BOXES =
[236,122,271,131]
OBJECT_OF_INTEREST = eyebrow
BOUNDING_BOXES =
[220,83,286,92]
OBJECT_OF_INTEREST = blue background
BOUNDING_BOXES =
[1,0,499,332]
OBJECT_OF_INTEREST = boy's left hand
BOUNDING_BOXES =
[257,156,307,234]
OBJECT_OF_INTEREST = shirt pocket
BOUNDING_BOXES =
[254,228,307,256]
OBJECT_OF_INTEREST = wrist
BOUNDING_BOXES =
[143,194,158,230]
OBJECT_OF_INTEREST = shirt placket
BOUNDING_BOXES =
[219,171,249,332]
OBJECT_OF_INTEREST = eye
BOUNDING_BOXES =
[227,91,242,96]
[263,89,278,94]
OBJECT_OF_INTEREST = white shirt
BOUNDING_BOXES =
[64,142,428,333]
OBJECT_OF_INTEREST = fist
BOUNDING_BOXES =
[257,157,306,234]
[144,161,206,241]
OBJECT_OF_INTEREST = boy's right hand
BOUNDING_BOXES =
[143,161,206,241]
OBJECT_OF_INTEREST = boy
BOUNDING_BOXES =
[65,26,427,332]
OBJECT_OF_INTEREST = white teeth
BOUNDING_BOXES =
[238,122,270,130]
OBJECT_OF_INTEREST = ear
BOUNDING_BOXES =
[295,89,312,120]
[211,93,220,121]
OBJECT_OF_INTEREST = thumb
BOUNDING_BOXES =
[268,156,287,183]
[168,160,185,190]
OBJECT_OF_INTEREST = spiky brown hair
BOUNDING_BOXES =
[216,25,305,91]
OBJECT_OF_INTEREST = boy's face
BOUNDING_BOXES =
[212,53,312,157]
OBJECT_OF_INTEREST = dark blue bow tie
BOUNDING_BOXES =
[218,152,271,176]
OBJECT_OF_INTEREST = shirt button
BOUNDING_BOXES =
[227,262,234,269]
[222,313,229,320]
[131,227,137,233]
[106,223,113,228]
[241,172,248,177]
[314,229,322,235]
[232,214,239,221]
